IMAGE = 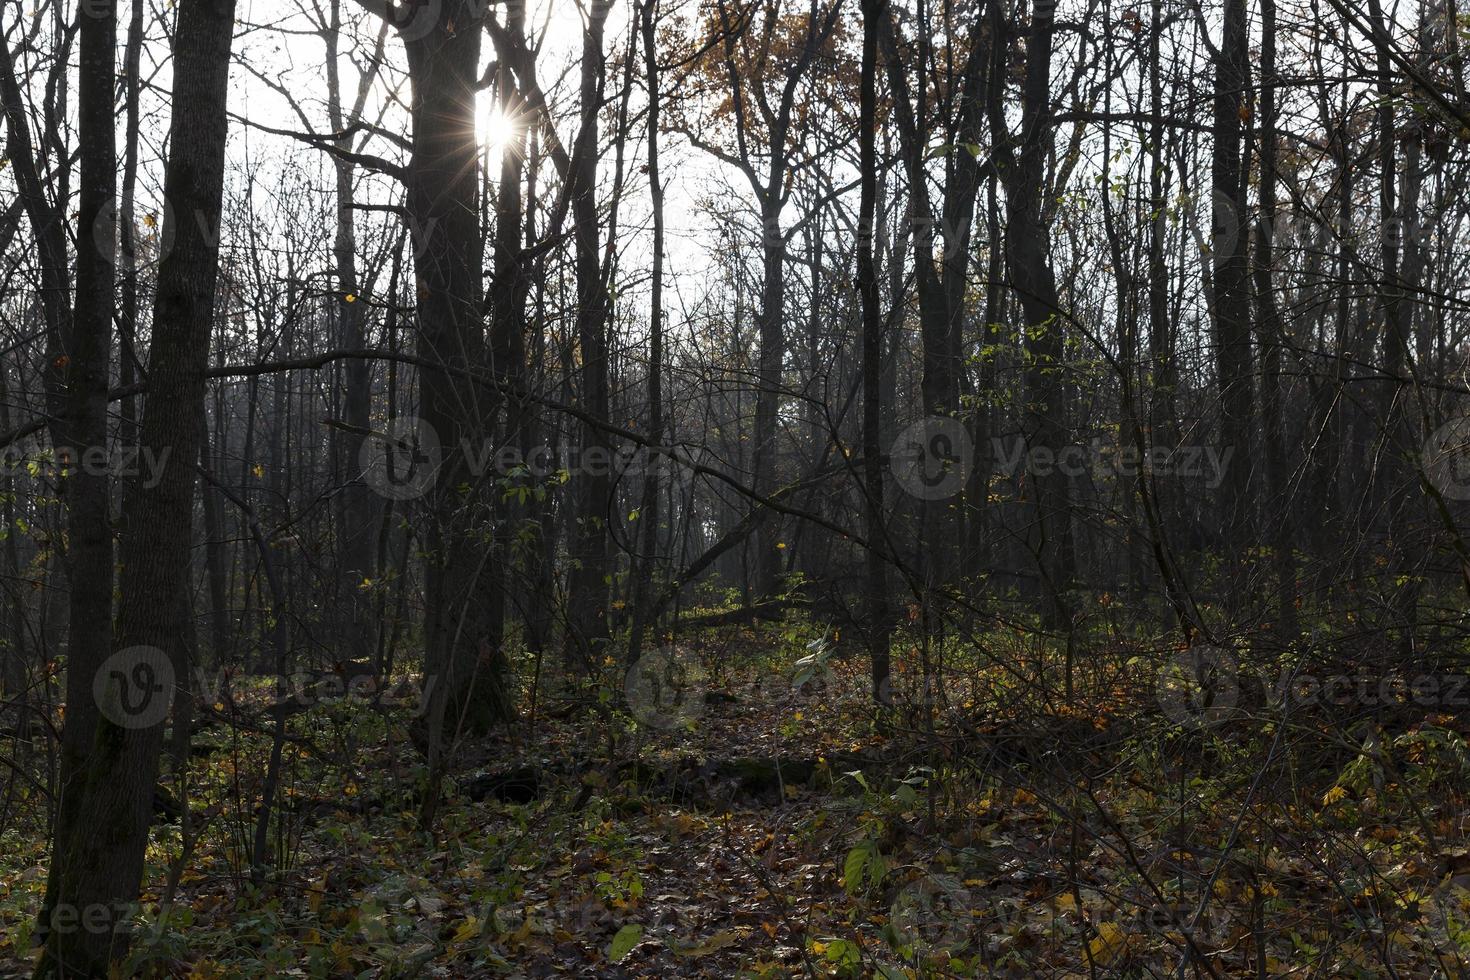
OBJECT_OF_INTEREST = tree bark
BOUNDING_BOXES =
[628,0,666,668]
[565,0,617,667]
[34,0,117,956]
[858,0,892,701]
[398,2,514,749]
[38,1,236,974]
[987,0,1074,627]
[1210,0,1256,543]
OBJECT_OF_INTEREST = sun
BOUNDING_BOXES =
[479,104,522,157]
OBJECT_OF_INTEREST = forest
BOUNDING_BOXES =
[2,0,1470,974]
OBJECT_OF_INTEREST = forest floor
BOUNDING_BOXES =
[3,618,1470,977]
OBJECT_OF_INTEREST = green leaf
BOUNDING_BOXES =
[842,839,882,895]
[822,937,862,968]
[609,923,643,962]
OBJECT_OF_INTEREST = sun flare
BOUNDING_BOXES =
[479,105,522,156]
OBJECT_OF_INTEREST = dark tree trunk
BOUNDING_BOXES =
[1210,0,1256,543]
[988,0,1074,627]
[565,1,616,666]
[38,2,236,974]
[34,0,117,957]
[326,0,378,669]
[628,0,666,667]
[399,3,514,749]
[1251,0,1297,639]
[858,0,892,701]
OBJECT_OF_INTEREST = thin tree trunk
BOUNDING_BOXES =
[629,0,665,667]
[1211,0,1256,543]
[858,0,892,702]
[1251,0,1297,639]
[566,0,616,667]
[35,0,118,957]
[988,0,1074,627]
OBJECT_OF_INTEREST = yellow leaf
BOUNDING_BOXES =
[308,873,328,913]
[1322,785,1349,807]
[671,929,742,958]
[452,917,482,944]
[1088,921,1128,966]
[344,293,356,303]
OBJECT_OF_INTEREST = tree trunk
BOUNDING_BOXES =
[1210,0,1256,544]
[1251,0,1297,639]
[326,0,378,669]
[38,2,236,973]
[988,0,1074,627]
[566,1,616,667]
[858,0,892,702]
[629,0,666,667]
[400,3,514,749]
[35,0,117,958]
[751,199,786,599]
